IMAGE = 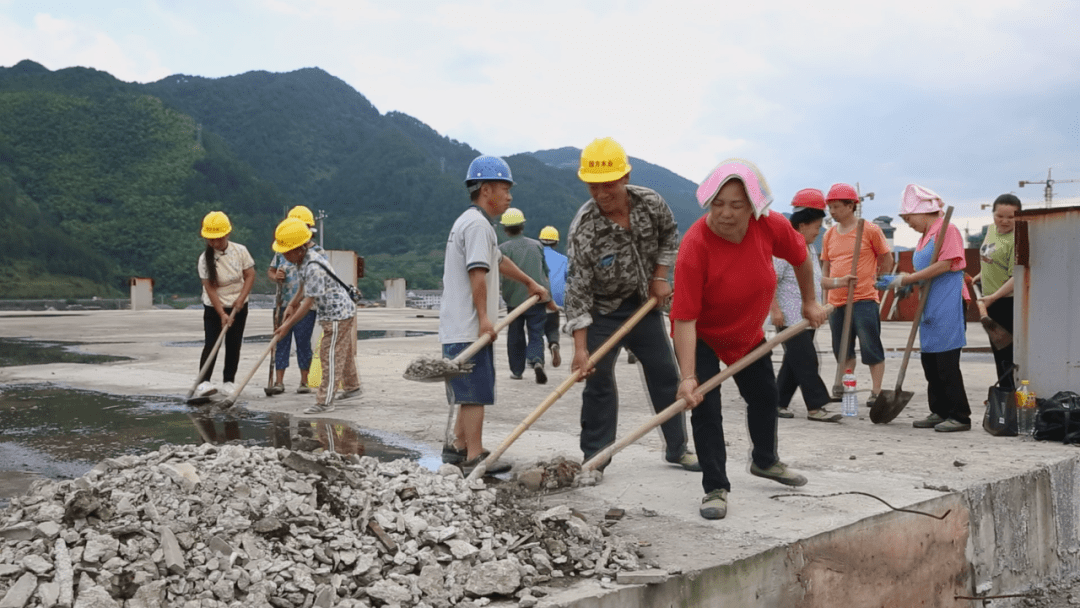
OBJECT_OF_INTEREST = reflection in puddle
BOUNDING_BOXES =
[0,384,439,506]
[0,338,129,367]
[165,329,436,347]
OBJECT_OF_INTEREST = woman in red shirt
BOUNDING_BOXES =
[671,159,827,520]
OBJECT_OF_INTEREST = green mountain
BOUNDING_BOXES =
[0,60,290,297]
[0,61,703,300]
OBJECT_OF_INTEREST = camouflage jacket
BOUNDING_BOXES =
[564,185,679,332]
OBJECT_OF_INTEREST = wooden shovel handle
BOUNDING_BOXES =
[467,297,658,481]
[833,218,866,390]
[581,304,835,472]
[451,295,541,366]
[894,206,954,392]
[186,307,239,399]
[223,334,282,405]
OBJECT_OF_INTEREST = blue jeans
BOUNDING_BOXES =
[691,339,780,494]
[828,301,885,365]
[580,297,688,463]
[545,310,561,347]
[507,302,547,376]
[275,310,316,371]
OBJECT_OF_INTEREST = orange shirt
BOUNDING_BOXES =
[821,221,891,306]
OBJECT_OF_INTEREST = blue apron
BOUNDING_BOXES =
[913,234,966,353]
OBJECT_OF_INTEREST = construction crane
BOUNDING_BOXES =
[1019,168,1080,208]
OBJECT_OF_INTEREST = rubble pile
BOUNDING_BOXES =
[0,444,644,608]
[513,458,581,492]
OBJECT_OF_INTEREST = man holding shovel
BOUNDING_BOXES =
[565,137,699,473]
[440,155,548,475]
[820,183,893,404]
[498,208,552,384]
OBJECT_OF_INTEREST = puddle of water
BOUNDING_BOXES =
[165,329,436,347]
[0,384,440,507]
[0,338,130,367]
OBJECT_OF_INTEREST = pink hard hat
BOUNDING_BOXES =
[791,188,826,210]
[825,183,859,203]
[696,159,772,218]
[900,184,944,215]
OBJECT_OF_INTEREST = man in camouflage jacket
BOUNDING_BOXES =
[565,137,699,473]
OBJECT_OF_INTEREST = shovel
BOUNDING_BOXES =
[466,297,658,481]
[264,282,285,396]
[831,218,865,399]
[870,206,954,424]
[185,308,238,405]
[217,334,283,408]
[972,283,1012,350]
[580,304,835,473]
[403,295,541,382]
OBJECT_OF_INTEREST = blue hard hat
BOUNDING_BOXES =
[465,155,514,191]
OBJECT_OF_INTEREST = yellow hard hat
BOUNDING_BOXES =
[201,211,232,239]
[500,208,526,226]
[578,137,632,183]
[287,205,316,226]
[539,226,559,242]
[272,217,312,253]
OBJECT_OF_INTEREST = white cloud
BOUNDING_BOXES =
[0,12,169,83]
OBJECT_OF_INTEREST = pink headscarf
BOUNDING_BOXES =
[696,159,773,218]
[900,184,944,215]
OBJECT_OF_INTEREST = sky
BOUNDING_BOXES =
[2,0,1079,246]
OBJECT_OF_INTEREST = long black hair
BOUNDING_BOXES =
[203,243,219,286]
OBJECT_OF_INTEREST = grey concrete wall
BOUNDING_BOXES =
[546,455,1080,607]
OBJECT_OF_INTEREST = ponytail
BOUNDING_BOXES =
[203,243,219,286]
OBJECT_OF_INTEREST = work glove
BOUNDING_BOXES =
[875,273,906,291]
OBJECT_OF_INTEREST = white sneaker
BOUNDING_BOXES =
[196,381,217,397]
[221,382,237,396]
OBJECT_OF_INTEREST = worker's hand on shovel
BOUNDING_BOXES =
[571,347,594,381]
[648,277,673,305]
[875,273,907,291]
[479,317,497,343]
[676,377,703,409]
[526,281,550,304]
[801,301,829,329]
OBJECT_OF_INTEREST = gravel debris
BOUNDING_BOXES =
[0,443,644,607]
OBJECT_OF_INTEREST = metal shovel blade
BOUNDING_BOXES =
[869,389,914,424]
[980,316,1013,350]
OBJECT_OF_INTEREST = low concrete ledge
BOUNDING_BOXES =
[539,454,1080,608]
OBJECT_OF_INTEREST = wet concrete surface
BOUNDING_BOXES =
[0,337,129,366]
[0,383,439,508]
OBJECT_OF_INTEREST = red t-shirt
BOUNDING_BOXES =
[672,212,807,364]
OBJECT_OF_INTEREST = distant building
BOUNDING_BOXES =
[873,216,896,248]
[406,289,443,310]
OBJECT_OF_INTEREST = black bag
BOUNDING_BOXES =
[1032,391,1080,444]
[312,261,364,305]
[982,366,1018,437]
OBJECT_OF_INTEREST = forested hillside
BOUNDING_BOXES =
[0,61,288,297]
[0,60,701,299]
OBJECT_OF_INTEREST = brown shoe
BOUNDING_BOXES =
[549,343,561,368]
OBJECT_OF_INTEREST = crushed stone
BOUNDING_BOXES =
[0,443,644,607]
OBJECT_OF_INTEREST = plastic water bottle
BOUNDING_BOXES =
[1016,380,1035,437]
[841,369,858,417]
